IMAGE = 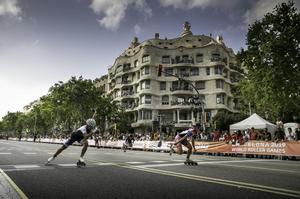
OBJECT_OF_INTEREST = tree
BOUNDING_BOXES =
[1,76,124,138]
[213,110,247,131]
[238,1,300,122]
[1,112,22,137]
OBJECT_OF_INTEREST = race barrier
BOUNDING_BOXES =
[193,141,300,156]
[7,138,300,156]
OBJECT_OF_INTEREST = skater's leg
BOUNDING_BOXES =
[170,143,182,155]
[185,142,193,160]
[80,140,89,159]
[53,145,67,158]
[46,145,67,164]
[173,135,183,155]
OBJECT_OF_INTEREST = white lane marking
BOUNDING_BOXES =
[195,159,274,165]
[47,152,53,155]
[23,152,37,155]
[125,162,145,164]
[14,165,40,169]
[136,159,274,168]
[150,161,168,163]
[0,153,12,155]
[171,160,184,162]
[135,163,183,168]
[95,162,115,166]
[104,153,112,155]
[57,164,77,167]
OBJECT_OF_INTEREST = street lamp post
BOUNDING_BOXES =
[157,65,206,131]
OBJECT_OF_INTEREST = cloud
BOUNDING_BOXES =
[244,0,300,26]
[0,0,21,18]
[158,0,239,10]
[90,0,152,31]
[134,24,142,35]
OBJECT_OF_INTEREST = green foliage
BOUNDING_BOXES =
[237,1,300,122]
[1,76,125,137]
[213,110,247,131]
[1,112,22,136]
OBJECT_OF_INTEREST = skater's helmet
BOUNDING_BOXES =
[86,118,96,129]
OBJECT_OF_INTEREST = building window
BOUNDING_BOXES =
[179,68,189,77]
[190,67,199,76]
[141,66,150,75]
[211,53,221,62]
[145,95,151,104]
[143,110,152,120]
[216,94,225,104]
[141,80,151,89]
[195,81,205,90]
[162,95,169,105]
[215,65,223,75]
[145,66,150,74]
[216,79,224,89]
[134,60,139,67]
[165,68,173,76]
[160,82,166,90]
[196,54,203,63]
[142,55,150,63]
[162,56,170,64]
[206,67,210,75]
[179,111,191,120]
[182,55,189,63]
[116,77,122,84]
[123,63,131,72]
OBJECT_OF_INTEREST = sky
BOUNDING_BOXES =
[0,0,299,119]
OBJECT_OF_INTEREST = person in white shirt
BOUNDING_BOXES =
[46,118,97,166]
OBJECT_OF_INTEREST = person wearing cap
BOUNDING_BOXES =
[45,118,97,165]
[169,126,198,163]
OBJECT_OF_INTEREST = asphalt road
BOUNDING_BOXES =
[0,140,299,199]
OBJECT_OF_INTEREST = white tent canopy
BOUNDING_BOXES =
[230,113,277,133]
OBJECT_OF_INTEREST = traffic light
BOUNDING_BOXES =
[158,64,163,76]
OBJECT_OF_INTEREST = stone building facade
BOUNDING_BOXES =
[100,22,243,134]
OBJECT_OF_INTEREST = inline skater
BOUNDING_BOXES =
[123,134,135,152]
[45,110,98,167]
[169,126,198,165]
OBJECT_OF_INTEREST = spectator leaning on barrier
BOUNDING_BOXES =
[296,124,300,141]
[264,128,272,141]
[224,131,232,144]
[286,128,296,141]
[276,118,284,129]
[257,130,265,141]
[244,129,250,141]
[236,130,244,145]
[274,127,285,143]
[212,130,221,142]
[249,127,257,140]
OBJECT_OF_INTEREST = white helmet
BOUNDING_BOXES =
[86,118,96,128]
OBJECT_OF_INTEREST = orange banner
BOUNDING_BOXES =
[195,141,300,156]
[195,141,231,152]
